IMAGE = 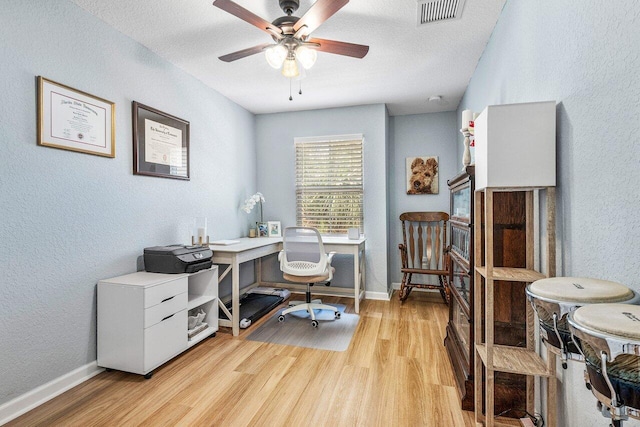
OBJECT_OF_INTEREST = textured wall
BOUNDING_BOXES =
[255,105,389,295]
[388,112,458,284]
[0,1,256,406]
[458,1,640,426]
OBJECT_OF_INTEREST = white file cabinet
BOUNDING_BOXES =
[97,267,218,378]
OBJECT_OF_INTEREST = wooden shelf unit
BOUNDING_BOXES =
[473,187,557,427]
[444,166,476,411]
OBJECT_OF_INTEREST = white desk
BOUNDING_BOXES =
[210,236,366,336]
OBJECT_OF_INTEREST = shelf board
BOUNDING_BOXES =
[476,344,552,377]
[475,266,546,282]
[187,294,216,310]
[187,326,215,347]
[475,412,526,426]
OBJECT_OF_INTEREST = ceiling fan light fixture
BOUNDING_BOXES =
[296,45,317,69]
[281,57,299,77]
[265,44,287,69]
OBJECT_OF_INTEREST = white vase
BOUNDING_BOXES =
[462,134,471,167]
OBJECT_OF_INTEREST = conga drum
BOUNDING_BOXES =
[569,303,640,426]
[526,277,639,368]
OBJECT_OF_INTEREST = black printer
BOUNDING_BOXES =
[143,244,213,274]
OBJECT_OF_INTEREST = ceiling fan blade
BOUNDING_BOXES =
[213,0,282,37]
[293,0,349,35]
[219,43,272,62]
[307,38,369,59]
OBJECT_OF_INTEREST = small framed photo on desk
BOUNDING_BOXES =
[267,221,281,237]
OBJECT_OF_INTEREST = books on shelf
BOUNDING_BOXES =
[188,322,208,340]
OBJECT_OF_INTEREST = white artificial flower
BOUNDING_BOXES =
[241,192,265,215]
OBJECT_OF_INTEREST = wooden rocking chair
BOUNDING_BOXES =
[398,212,450,302]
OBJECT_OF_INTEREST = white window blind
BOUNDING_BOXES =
[295,135,364,234]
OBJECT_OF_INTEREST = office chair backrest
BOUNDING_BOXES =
[281,227,328,276]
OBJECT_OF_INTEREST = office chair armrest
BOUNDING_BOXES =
[278,250,285,271]
[326,251,336,265]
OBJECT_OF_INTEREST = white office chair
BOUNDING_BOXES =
[278,227,340,327]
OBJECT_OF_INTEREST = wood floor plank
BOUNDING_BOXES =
[214,353,298,427]
[346,311,381,368]
[7,291,477,427]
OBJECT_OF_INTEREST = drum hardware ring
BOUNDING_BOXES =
[571,327,636,426]
[552,313,568,369]
[601,352,621,410]
[597,401,628,427]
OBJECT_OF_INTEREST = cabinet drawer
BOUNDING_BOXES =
[144,292,187,328]
[144,309,187,372]
[144,277,187,308]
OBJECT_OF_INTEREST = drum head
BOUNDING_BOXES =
[528,277,634,303]
[573,304,640,340]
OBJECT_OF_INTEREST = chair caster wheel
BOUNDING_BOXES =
[311,320,319,328]
[144,372,153,379]
[335,312,341,319]
[278,315,285,322]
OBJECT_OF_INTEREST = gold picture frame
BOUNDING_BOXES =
[37,76,115,158]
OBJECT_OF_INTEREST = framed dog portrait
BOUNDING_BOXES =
[406,156,439,194]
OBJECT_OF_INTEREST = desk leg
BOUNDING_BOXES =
[353,246,360,314]
[360,242,365,308]
[231,256,240,336]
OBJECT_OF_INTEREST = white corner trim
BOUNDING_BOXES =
[0,361,103,425]
[365,290,392,301]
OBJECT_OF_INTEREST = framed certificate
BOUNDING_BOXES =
[37,76,115,158]
[132,102,190,180]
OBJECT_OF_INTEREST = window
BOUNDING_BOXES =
[295,135,364,234]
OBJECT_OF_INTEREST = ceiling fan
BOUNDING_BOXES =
[212,0,369,78]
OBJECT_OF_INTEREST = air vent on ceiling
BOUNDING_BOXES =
[417,0,466,26]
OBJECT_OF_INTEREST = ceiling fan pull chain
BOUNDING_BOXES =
[289,78,293,101]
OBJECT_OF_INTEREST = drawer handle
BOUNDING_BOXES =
[161,296,175,303]
[161,313,175,322]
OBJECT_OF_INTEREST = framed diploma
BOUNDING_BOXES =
[37,76,115,158]
[132,102,190,180]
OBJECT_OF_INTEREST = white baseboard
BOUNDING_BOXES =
[365,290,392,301]
[0,361,103,425]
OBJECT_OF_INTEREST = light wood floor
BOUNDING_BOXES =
[8,291,477,426]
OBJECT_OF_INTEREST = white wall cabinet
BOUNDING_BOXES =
[475,101,556,190]
[97,267,218,378]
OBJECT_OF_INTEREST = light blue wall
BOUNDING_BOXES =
[255,104,389,295]
[388,112,458,284]
[0,1,256,406]
[458,1,640,426]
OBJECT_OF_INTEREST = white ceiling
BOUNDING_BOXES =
[70,0,505,116]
